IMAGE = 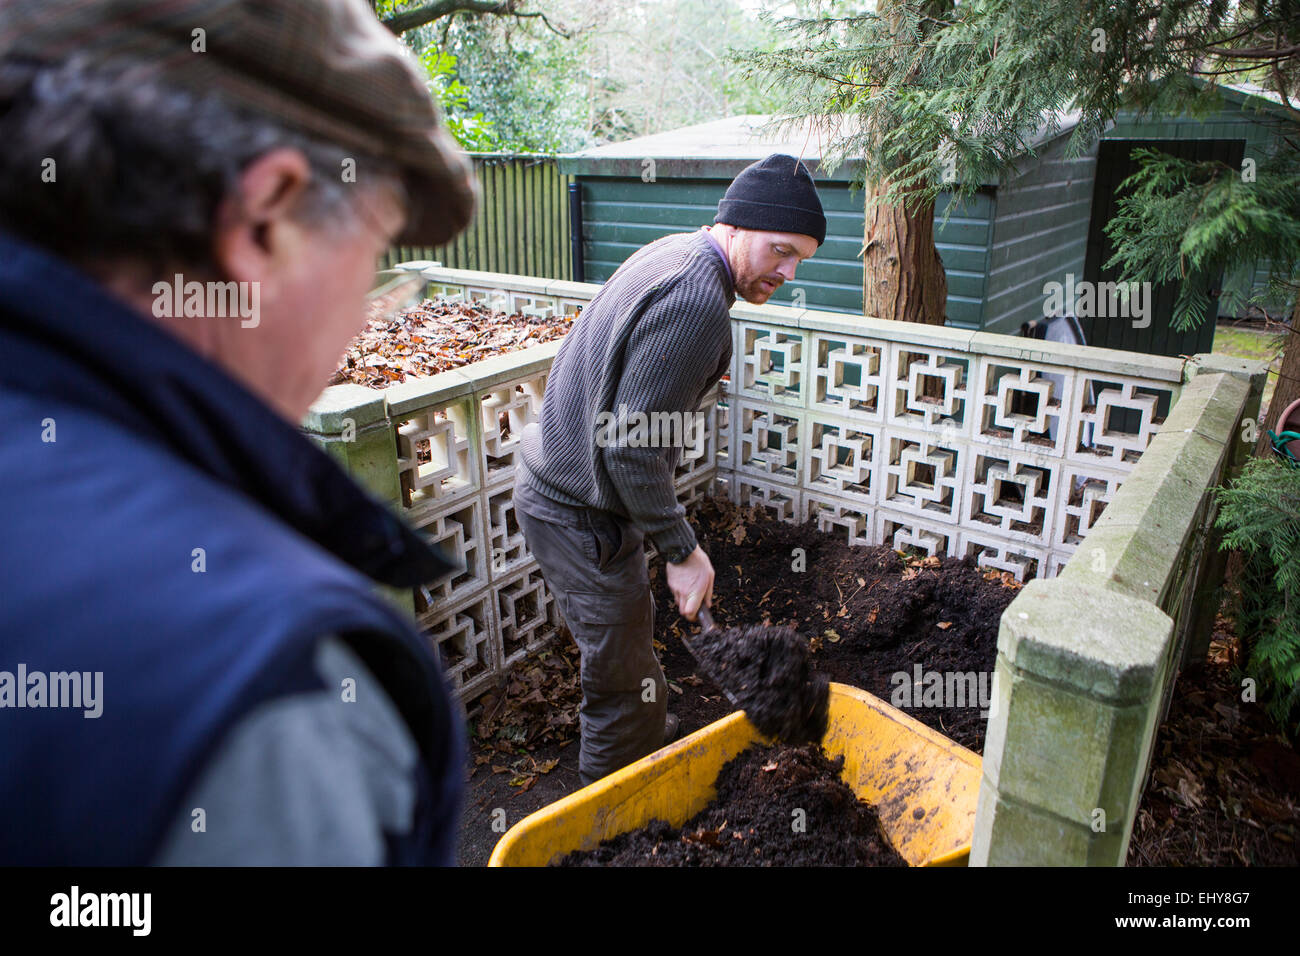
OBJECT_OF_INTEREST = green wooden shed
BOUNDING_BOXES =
[557,83,1294,357]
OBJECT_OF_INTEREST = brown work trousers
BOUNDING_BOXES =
[513,475,668,785]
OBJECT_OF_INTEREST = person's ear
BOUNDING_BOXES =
[211,148,313,287]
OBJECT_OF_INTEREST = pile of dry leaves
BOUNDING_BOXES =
[1128,616,1300,865]
[332,299,572,390]
[470,634,583,795]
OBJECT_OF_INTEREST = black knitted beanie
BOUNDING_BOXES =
[714,154,826,246]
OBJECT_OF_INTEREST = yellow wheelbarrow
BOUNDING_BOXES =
[489,682,981,867]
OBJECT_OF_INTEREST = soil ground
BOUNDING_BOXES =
[1127,613,1300,866]
[554,742,908,866]
[458,496,1016,865]
[650,497,1017,755]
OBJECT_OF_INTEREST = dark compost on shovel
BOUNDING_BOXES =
[685,617,830,745]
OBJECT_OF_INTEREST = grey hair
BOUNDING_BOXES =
[0,53,405,274]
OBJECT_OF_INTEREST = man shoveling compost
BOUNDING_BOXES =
[514,154,826,785]
[683,608,830,745]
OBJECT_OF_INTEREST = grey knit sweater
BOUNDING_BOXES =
[519,229,735,557]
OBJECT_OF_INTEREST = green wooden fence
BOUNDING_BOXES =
[379,153,574,280]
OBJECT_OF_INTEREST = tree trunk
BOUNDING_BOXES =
[861,178,948,325]
[1254,292,1300,458]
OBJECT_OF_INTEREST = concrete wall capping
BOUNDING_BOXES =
[1184,352,1271,384]
[997,578,1173,701]
[302,383,388,432]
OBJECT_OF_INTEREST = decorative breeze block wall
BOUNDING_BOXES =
[336,268,1187,700]
[725,308,1182,585]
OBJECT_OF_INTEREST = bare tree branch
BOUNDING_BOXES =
[381,0,570,38]
[1203,44,1300,61]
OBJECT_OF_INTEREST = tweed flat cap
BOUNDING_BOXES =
[0,0,477,246]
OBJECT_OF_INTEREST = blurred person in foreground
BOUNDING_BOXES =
[0,0,477,865]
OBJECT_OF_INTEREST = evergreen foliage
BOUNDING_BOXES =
[733,0,1268,210]
[1216,457,1300,740]
[1104,149,1300,330]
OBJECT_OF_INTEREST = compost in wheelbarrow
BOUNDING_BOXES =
[490,684,981,866]
[554,741,907,866]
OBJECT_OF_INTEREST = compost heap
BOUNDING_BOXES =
[688,622,829,745]
[554,742,907,866]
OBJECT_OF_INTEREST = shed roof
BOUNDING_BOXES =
[556,112,1080,183]
[558,81,1290,182]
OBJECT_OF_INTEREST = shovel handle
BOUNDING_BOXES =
[681,608,740,708]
